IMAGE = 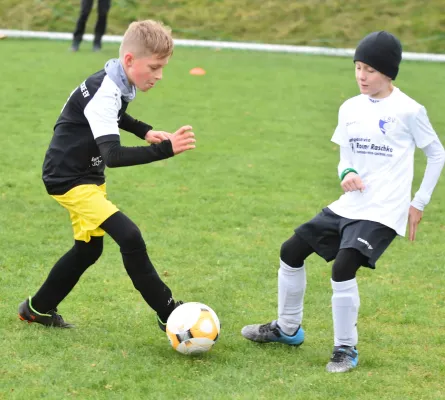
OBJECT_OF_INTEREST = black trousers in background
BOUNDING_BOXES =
[73,0,111,45]
[31,211,176,322]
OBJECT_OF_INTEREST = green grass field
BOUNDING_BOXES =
[1,39,445,399]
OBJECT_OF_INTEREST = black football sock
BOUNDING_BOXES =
[32,237,103,313]
[100,211,176,319]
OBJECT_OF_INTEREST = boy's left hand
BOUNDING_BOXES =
[408,205,423,241]
[145,130,172,144]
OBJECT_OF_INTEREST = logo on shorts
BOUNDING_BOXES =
[357,237,373,250]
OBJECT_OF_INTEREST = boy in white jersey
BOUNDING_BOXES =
[241,31,445,372]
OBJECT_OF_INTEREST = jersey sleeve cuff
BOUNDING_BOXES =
[410,197,426,211]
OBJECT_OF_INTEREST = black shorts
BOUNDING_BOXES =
[295,207,397,269]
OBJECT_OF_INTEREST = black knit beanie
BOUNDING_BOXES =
[353,31,402,80]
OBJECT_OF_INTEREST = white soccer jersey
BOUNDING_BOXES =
[328,87,441,236]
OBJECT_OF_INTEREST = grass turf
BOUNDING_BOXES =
[0,39,444,399]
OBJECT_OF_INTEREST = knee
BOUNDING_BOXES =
[331,261,352,282]
[280,240,294,265]
[119,225,146,253]
[79,6,92,18]
[280,235,309,268]
[75,237,103,266]
[332,248,365,282]
[97,4,110,16]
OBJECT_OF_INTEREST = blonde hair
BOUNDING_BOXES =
[119,20,174,59]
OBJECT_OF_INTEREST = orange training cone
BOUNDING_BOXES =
[189,67,206,76]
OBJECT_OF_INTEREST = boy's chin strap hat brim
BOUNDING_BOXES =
[353,31,402,80]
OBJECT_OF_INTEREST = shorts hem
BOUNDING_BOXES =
[338,245,375,269]
[294,231,337,264]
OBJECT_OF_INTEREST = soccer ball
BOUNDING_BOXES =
[166,302,220,355]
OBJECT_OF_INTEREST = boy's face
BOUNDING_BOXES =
[123,53,170,92]
[355,61,392,98]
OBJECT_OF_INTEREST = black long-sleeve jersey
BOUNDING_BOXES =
[42,69,173,195]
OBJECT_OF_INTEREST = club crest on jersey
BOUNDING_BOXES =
[379,116,396,135]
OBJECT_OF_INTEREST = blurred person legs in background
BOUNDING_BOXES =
[72,0,111,52]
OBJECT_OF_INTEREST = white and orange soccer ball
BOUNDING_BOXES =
[166,302,220,355]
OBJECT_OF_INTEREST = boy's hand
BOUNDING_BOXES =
[145,130,172,144]
[341,172,365,193]
[408,205,423,241]
[170,125,196,155]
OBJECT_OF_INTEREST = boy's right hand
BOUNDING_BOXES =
[170,125,196,155]
[341,172,365,193]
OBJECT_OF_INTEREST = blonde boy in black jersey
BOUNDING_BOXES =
[19,20,195,331]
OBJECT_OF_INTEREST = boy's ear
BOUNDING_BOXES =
[123,52,135,67]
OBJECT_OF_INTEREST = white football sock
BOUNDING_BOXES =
[277,259,306,336]
[331,278,360,347]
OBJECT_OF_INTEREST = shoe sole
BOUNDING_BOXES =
[272,339,304,346]
[242,334,304,346]
[241,325,305,346]
[326,362,358,373]
[244,338,304,346]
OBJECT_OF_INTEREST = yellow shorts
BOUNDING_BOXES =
[51,184,119,243]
